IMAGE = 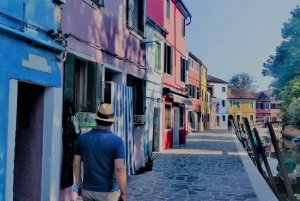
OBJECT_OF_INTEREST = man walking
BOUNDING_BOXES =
[73,103,126,201]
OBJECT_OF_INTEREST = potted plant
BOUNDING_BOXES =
[145,149,159,171]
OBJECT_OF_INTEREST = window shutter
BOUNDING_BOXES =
[180,57,183,82]
[63,53,75,125]
[182,18,185,37]
[197,87,200,99]
[127,0,134,28]
[164,43,168,73]
[183,58,186,82]
[142,79,146,114]
[169,45,173,75]
[137,0,144,33]
[186,59,189,70]
[155,42,159,70]
[127,74,133,87]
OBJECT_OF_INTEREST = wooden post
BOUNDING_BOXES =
[253,128,280,198]
[243,117,264,175]
[268,123,296,201]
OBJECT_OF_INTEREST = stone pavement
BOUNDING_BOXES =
[127,129,264,201]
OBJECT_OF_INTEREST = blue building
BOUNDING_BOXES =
[207,76,229,128]
[0,1,64,200]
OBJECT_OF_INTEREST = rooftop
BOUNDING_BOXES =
[207,75,228,84]
[228,88,256,99]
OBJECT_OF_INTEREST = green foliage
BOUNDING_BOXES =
[287,98,300,129]
[228,72,258,92]
[263,6,300,122]
[145,149,159,163]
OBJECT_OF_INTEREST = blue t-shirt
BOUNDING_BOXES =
[74,129,125,192]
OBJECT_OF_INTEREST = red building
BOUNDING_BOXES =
[148,0,192,150]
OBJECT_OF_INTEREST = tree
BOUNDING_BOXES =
[228,72,258,92]
[262,6,300,105]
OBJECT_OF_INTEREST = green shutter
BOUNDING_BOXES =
[128,0,134,28]
[155,43,159,70]
[169,46,173,75]
[164,43,168,73]
[142,79,146,114]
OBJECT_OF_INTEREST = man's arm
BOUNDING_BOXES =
[73,155,82,195]
[115,158,126,201]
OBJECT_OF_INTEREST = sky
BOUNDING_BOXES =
[184,0,299,92]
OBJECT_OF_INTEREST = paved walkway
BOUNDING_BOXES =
[127,129,273,201]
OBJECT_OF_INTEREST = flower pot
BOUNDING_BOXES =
[145,162,153,171]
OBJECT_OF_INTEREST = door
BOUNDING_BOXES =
[173,107,179,147]
[152,107,160,151]
[217,116,220,127]
[14,82,44,201]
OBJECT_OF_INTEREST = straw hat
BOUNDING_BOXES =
[90,103,119,122]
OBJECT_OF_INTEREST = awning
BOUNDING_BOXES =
[168,93,193,106]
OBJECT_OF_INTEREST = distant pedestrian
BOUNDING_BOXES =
[228,119,232,131]
[73,103,126,201]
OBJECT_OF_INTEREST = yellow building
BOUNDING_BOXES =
[200,65,208,131]
[227,88,256,126]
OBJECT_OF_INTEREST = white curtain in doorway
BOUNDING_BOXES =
[110,82,135,175]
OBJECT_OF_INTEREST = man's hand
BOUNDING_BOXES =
[77,183,82,196]
[118,194,126,201]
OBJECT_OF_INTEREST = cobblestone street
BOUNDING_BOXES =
[127,129,259,201]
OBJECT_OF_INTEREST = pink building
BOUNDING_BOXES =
[61,0,147,199]
[148,0,192,150]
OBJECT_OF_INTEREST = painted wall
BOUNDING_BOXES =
[144,21,164,155]
[228,99,256,125]
[62,0,146,83]
[256,100,271,117]
[212,82,228,100]
[200,65,207,131]
[0,1,63,200]
[147,0,164,28]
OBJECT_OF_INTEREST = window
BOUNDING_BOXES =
[265,102,270,110]
[188,84,196,98]
[229,100,233,107]
[182,17,185,37]
[222,100,225,107]
[164,43,173,75]
[154,42,161,71]
[250,115,254,121]
[179,107,184,128]
[180,57,186,82]
[165,104,171,129]
[127,0,145,35]
[166,0,170,20]
[271,103,276,109]
[197,64,200,72]
[197,87,200,99]
[91,0,104,7]
[202,90,204,101]
[188,111,193,123]
[236,115,241,122]
[222,87,226,92]
[191,60,194,70]
[202,68,203,76]
[236,102,241,109]
[257,102,262,109]
[222,115,226,122]
[250,102,254,110]
[127,74,146,114]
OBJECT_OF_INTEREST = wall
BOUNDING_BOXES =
[212,82,228,100]
[228,99,256,125]
[200,66,207,131]
[144,21,164,154]
[62,0,146,84]
[256,100,271,117]
[0,0,63,199]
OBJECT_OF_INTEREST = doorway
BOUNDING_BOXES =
[173,107,179,147]
[13,82,44,201]
[217,116,220,127]
[236,114,241,123]
[152,107,160,152]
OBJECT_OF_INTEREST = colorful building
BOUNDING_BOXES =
[228,88,256,126]
[148,0,192,150]
[200,65,208,130]
[0,0,64,200]
[61,0,147,199]
[186,51,202,132]
[144,16,168,153]
[256,87,282,124]
[208,76,229,128]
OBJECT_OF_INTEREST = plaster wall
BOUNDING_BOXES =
[211,82,228,100]
[62,0,146,84]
